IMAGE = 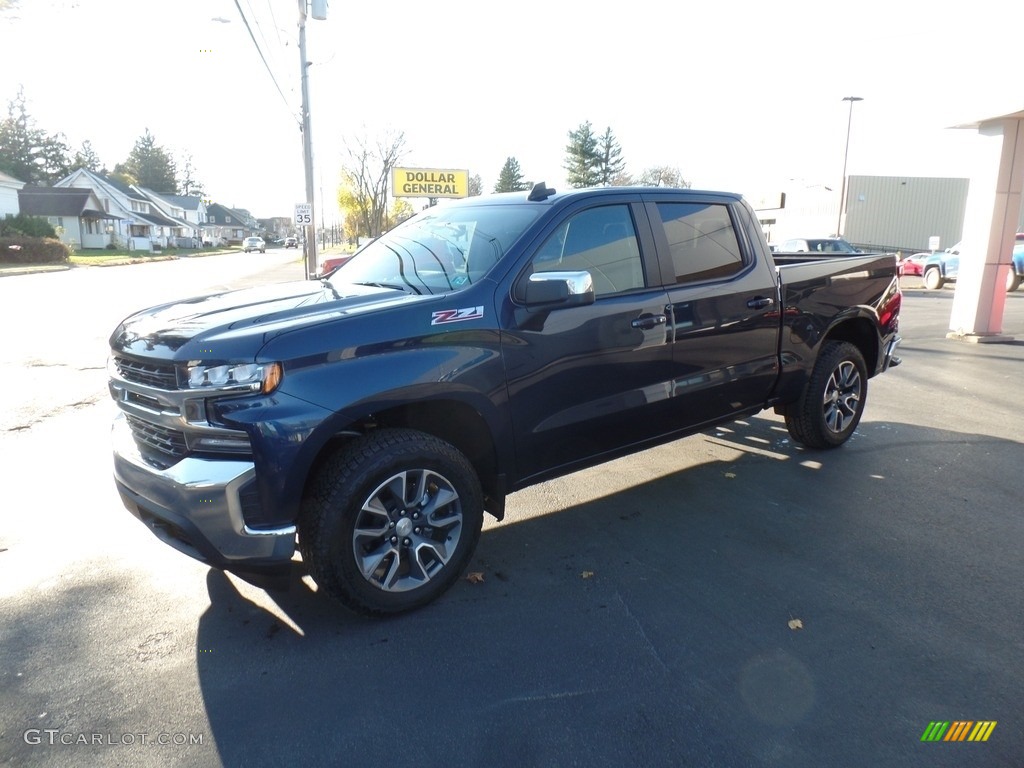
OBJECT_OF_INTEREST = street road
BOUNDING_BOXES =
[0,251,303,432]
[1,266,1022,767]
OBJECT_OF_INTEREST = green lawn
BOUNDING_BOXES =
[70,247,225,262]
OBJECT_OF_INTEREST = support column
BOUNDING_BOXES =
[948,112,1024,343]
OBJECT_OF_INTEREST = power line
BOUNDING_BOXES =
[232,0,298,122]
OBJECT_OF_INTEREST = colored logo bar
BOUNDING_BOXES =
[921,721,997,742]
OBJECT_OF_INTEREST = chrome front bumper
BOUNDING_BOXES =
[112,413,295,571]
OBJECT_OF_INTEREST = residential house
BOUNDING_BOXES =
[259,216,293,242]
[17,186,123,249]
[204,203,260,246]
[135,187,207,247]
[1,170,25,218]
[54,168,185,251]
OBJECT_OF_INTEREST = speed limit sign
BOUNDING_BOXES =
[294,203,313,226]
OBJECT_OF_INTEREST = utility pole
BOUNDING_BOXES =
[298,0,327,279]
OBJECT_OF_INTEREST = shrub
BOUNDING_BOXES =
[0,236,70,264]
[0,214,57,238]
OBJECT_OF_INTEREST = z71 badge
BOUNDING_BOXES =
[431,306,484,325]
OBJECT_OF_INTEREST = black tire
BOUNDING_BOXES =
[1006,270,1021,293]
[923,267,943,290]
[299,428,484,616]
[784,341,868,449]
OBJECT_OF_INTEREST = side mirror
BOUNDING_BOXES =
[523,270,595,308]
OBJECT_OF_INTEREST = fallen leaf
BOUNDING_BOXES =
[581,571,594,579]
[465,571,485,584]
[724,472,736,479]
[788,618,804,630]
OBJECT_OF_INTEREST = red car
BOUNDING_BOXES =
[899,252,929,277]
[317,254,353,276]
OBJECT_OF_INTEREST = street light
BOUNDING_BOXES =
[837,96,863,236]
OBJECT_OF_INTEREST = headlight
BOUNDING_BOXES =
[186,362,282,394]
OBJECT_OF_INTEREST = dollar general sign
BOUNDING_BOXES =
[392,168,469,198]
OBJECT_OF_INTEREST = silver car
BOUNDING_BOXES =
[242,236,266,254]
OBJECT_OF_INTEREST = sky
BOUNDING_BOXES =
[2,0,1023,223]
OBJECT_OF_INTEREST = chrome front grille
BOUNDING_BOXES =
[114,356,178,389]
[125,414,188,461]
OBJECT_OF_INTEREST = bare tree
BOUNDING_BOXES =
[338,129,406,239]
[638,166,690,188]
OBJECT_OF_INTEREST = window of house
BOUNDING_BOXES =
[528,204,644,297]
[225,215,232,223]
[656,202,745,284]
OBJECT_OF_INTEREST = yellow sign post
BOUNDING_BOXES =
[392,168,469,198]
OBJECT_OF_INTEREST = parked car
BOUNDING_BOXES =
[776,237,862,254]
[107,184,902,616]
[242,236,266,254]
[922,241,1024,292]
[898,252,930,277]
[284,236,298,249]
[317,254,353,275]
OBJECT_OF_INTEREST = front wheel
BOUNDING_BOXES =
[299,428,484,616]
[784,341,868,449]
[923,267,943,290]
[1007,269,1021,293]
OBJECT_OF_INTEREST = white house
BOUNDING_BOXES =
[55,169,184,251]
[135,188,207,247]
[0,170,25,219]
[17,186,123,249]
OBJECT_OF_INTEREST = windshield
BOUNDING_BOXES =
[808,238,858,253]
[329,203,540,295]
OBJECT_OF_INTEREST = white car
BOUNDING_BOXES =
[242,236,266,254]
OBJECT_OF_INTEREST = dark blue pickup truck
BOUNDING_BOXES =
[109,185,902,615]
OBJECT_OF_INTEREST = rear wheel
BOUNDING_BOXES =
[299,428,484,616]
[784,341,868,449]
[923,267,943,290]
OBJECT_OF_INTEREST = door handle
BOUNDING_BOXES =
[746,296,775,310]
[631,314,667,330]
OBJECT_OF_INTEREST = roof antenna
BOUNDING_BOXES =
[527,182,556,202]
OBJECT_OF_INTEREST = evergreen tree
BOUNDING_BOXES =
[71,140,102,172]
[467,173,483,196]
[116,129,177,194]
[563,121,601,188]
[0,86,72,185]
[493,157,529,193]
[597,127,626,186]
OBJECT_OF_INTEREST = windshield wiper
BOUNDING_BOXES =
[353,281,418,294]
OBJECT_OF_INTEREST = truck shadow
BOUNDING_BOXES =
[193,416,1024,766]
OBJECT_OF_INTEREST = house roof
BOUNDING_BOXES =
[17,186,121,219]
[0,170,26,186]
[158,193,203,210]
[207,202,255,222]
[98,173,149,200]
[136,209,184,228]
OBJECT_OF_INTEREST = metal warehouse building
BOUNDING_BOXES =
[757,175,1024,254]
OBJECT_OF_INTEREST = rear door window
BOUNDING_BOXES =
[656,202,745,284]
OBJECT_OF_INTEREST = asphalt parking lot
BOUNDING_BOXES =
[1,281,1021,768]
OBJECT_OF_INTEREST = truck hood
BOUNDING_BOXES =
[110,279,430,359]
